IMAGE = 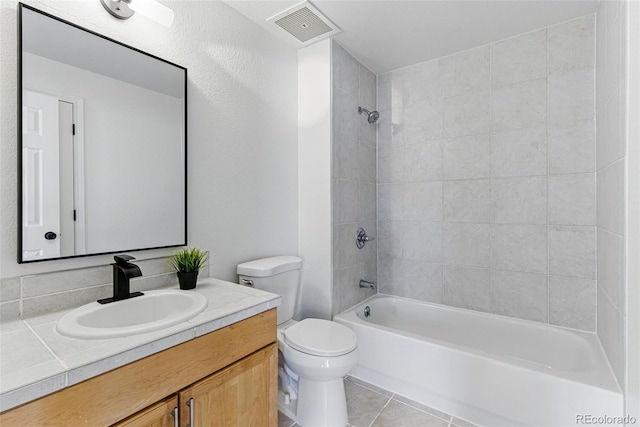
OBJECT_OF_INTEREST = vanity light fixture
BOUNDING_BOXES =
[99,0,174,28]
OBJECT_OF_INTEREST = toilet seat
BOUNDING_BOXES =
[283,318,357,357]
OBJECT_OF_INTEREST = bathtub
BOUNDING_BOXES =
[334,294,623,427]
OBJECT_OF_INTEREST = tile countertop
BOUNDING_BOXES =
[0,278,281,412]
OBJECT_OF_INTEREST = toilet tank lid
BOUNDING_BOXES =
[237,256,302,277]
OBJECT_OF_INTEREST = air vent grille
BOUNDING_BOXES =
[274,6,333,42]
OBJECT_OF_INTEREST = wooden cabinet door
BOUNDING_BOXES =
[179,343,278,427]
[113,395,178,427]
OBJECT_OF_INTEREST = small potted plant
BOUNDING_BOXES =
[169,247,208,290]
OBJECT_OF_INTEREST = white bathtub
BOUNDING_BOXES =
[334,294,623,427]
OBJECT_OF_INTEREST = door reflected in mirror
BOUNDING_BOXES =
[18,4,187,263]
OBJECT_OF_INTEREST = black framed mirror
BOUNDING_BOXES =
[18,3,187,263]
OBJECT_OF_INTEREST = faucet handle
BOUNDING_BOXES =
[114,254,136,266]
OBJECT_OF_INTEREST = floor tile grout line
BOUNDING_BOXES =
[368,393,394,427]
[390,395,453,424]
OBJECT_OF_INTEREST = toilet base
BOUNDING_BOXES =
[296,377,348,427]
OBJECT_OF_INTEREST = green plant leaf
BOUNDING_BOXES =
[168,247,209,273]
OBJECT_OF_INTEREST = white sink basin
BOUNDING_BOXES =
[56,290,208,339]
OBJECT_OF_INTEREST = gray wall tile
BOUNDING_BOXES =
[360,183,377,222]
[334,179,360,224]
[491,224,548,274]
[378,258,403,296]
[334,42,360,98]
[444,179,491,223]
[597,287,624,382]
[491,270,548,322]
[597,228,624,310]
[377,70,403,112]
[378,143,402,183]
[404,99,443,143]
[22,285,112,317]
[22,266,111,298]
[403,141,443,181]
[378,183,403,221]
[403,59,442,105]
[359,142,377,183]
[549,68,595,125]
[443,134,491,180]
[490,127,547,177]
[403,260,443,303]
[491,176,547,224]
[378,220,403,259]
[403,221,443,262]
[374,18,596,332]
[443,91,490,137]
[0,278,20,302]
[491,78,547,132]
[548,226,596,279]
[444,222,490,268]
[548,173,596,225]
[548,120,595,174]
[403,181,443,221]
[442,46,490,97]
[596,159,625,235]
[333,88,359,140]
[549,276,595,331]
[333,132,359,181]
[444,266,491,312]
[548,15,596,74]
[491,29,547,87]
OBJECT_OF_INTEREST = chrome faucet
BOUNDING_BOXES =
[359,279,376,290]
[98,255,143,304]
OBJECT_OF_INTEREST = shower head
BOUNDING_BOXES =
[358,106,380,124]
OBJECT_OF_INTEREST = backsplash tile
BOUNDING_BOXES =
[0,254,204,320]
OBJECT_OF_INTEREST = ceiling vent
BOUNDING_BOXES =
[267,1,340,47]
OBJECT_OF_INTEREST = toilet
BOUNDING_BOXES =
[237,256,357,427]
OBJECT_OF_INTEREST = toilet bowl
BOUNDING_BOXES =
[237,256,357,427]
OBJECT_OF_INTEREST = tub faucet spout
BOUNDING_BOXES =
[359,279,376,290]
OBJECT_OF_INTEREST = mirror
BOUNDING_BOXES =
[18,4,187,263]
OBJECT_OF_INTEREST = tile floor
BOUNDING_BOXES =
[278,376,478,427]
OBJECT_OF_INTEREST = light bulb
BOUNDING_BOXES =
[128,0,174,28]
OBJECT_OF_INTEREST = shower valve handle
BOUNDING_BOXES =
[356,227,375,249]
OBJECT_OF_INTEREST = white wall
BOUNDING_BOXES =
[1,1,298,286]
[297,40,332,319]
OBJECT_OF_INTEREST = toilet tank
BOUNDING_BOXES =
[237,256,302,325]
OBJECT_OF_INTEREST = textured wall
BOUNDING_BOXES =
[376,15,597,331]
[331,41,377,315]
[595,0,628,388]
[0,0,298,316]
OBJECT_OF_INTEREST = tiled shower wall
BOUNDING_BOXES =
[376,15,597,331]
[332,41,377,315]
[595,0,627,385]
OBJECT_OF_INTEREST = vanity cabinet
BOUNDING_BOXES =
[113,396,179,427]
[115,344,278,427]
[0,309,277,427]
[178,343,277,427]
